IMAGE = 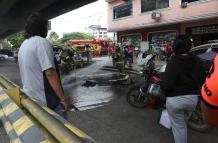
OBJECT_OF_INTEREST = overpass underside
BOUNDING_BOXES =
[0,0,97,39]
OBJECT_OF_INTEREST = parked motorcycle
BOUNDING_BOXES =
[126,61,212,132]
[126,58,162,108]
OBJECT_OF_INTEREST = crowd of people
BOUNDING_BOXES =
[109,44,134,68]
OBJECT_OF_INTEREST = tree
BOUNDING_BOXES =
[48,31,59,45]
[60,32,95,43]
[1,40,11,49]
[7,31,25,49]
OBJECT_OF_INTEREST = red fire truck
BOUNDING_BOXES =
[69,39,113,57]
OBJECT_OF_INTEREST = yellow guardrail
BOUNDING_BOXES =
[0,74,97,143]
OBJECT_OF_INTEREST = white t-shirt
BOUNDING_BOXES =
[18,36,55,105]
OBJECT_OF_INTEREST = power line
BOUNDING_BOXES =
[51,7,112,24]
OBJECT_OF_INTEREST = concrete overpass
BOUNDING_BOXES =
[0,0,97,39]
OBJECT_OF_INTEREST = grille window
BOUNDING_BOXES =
[141,0,169,13]
[113,2,132,19]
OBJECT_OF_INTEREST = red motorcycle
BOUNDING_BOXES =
[126,57,164,108]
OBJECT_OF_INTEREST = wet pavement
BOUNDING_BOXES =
[61,57,125,111]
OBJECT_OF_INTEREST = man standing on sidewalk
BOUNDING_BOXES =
[18,13,68,119]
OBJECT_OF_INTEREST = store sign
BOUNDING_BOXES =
[192,25,218,35]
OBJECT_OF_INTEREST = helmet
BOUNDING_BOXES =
[201,54,218,107]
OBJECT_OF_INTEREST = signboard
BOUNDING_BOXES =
[192,25,218,35]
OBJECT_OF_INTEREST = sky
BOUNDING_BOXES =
[49,0,108,37]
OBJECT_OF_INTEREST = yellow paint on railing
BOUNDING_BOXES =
[40,140,52,143]
[13,116,34,136]
[0,93,9,102]
[12,138,22,143]
[4,121,13,133]
[65,124,88,138]
[3,103,19,116]
[42,106,56,116]
[0,109,4,118]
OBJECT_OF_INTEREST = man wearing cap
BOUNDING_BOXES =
[160,35,206,143]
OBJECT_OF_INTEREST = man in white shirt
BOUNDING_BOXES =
[18,13,68,118]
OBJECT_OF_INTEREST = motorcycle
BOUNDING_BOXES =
[126,60,212,132]
[126,57,163,108]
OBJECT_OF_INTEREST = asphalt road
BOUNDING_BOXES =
[0,58,218,143]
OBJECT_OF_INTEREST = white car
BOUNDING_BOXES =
[0,54,8,61]
[190,42,218,70]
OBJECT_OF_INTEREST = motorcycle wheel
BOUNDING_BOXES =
[188,103,212,133]
[126,83,148,108]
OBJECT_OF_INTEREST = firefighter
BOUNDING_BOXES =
[60,47,74,74]
[115,45,124,73]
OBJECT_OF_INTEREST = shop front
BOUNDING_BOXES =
[186,24,218,46]
[120,34,142,50]
[117,24,180,52]
[148,31,177,51]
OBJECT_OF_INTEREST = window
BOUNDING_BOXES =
[141,0,169,13]
[181,0,200,3]
[113,2,132,19]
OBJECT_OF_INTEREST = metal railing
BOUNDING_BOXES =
[0,74,97,143]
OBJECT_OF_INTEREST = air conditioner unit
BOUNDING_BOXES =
[181,2,188,8]
[151,12,161,20]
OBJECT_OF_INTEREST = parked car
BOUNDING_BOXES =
[190,42,218,70]
[0,54,8,61]
[190,42,218,56]
[206,39,218,44]
[13,50,18,61]
[0,49,13,57]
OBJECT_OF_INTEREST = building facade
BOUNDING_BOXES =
[88,25,109,39]
[106,0,218,50]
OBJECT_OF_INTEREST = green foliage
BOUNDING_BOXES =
[7,31,25,48]
[48,31,60,45]
[60,32,95,43]
[0,41,11,49]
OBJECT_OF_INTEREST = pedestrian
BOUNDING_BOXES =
[160,35,206,143]
[60,46,74,74]
[111,46,116,66]
[18,12,68,119]
[84,44,91,64]
[164,41,173,59]
[124,46,129,67]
